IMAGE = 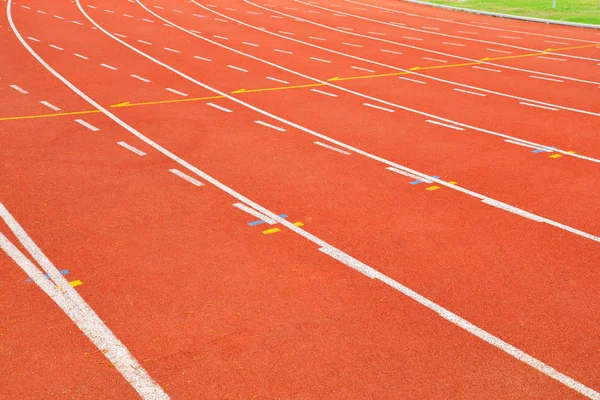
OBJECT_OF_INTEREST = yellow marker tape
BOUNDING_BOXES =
[69,280,83,287]
[567,150,577,154]
[549,154,563,159]
[448,181,459,185]
[293,221,304,227]
[262,228,281,235]
[425,186,441,191]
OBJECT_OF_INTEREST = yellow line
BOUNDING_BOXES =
[0,109,100,122]
[545,43,600,52]
[329,70,411,81]
[481,52,547,61]
[231,83,324,94]
[110,94,226,108]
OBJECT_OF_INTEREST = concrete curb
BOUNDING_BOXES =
[402,0,600,30]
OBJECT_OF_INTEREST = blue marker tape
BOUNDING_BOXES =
[25,269,69,282]
[248,214,288,226]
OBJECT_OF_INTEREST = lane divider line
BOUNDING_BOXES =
[168,169,204,186]
[233,203,277,225]
[248,213,288,226]
[74,119,99,131]
[255,120,286,131]
[40,100,61,111]
[314,141,352,155]
[117,141,147,156]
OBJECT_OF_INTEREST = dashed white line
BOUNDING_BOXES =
[255,120,286,131]
[10,85,28,94]
[351,66,375,73]
[40,101,61,111]
[27,36,40,42]
[225,7,236,11]
[71,21,84,25]
[423,57,447,63]
[104,9,115,13]
[270,15,283,18]
[487,48,512,54]
[530,75,563,82]
[100,63,117,70]
[153,5,164,9]
[21,5,31,9]
[227,65,248,72]
[279,31,294,35]
[130,74,150,82]
[458,30,479,35]
[137,39,152,45]
[36,10,46,14]
[117,141,147,156]
[164,47,180,53]
[367,31,386,36]
[337,26,353,30]
[114,33,127,38]
[122,14,134,18]
[75,119,100,131]
[169,169,204,186]
[381,49,403,55]
[165,88,188,96]
[193,14,207,17]
[538,56,567,62]
[403,36,423,41]
[519,101,559,111]
[311,88,337,97]
[343,42,362,47]
[53,15,65,20]
[49,44,63,50]
[499,35,521,40]
[214,18,227,22]
[310,57,331,63]
[453,88,486,97]
[242,41,259,47]
[266,76,290,84]
[426,120,464,130]
[206,102,233,113]
[194,55,212,61]
[473,66,501,73]
[314,141,351,155]
[443,41,465,47]
[173,9,183,13]
[398,76,426,84]
[275,49,293,54]
[141,18,154,23]
[421,26,440,30]
[213,35,228,40]
[544,40,569,45]
[363,103,394,112]
[74,53,88,59]
[308,36,326,41]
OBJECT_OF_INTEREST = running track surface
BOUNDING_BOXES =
[1,0,599,398]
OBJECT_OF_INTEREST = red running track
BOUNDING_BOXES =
[1,0,599,398]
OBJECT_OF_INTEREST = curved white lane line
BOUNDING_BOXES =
[251,0,600,86]
[322,0,600,63]
[184,1,600,163]
[16,1,600,396]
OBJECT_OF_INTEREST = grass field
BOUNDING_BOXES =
[422,0,600,25]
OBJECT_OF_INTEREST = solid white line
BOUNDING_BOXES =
[137,39,152,45]
[386,167,431,182]
[193,55,212,61]
[380,48,402,55]
[165,88,188,96]
[206,102,232,113]
[242,41,259,47]
[233,203,277,224]
[266,76,289,84]
[314,141,351,155]
[453,88,486,97]
[311,88,337,97]
[49,44,64,50]
[40,100,61,111]
[398,76,425,84]
[351,66,375,72]
[10,84,28,94]
[310,56,331,63]
[227,65,248,72]
[530,75,563,83]
[164,47,180,53]
[504,139,552,152]
[343,42,362,47]
[443,41,464,46]
[74,53,88,59]
[75,119,100,131]
[363,103,394,112]
[426,119,464,130]
[255,120,286,131]
[519,102,559,111]
[472,66,501,73]
[100,63,117,70]
[487,48,512,54]
[308,36,326,41]
[423,56,447,63]
[275,49,293,54]
[538,56,567,62]
[117,141,147,156]
[169,169,204,186]
[27,36,40,42]
[130,74,150,82]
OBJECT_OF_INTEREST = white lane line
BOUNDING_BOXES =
[423,56,447,63]
[54,15,65,20]
[0,202,169,400]
[71,20,84,25]
[284,6,297,9]
[206,3,217,7]
[49,44,64,50]
[472,66,501,73]
[206,102,232,112]
[343,42,362,47]
[426,119,464,130]
[74,53,88,59]
[21,5,31,9]
[538,56,567,62]
[458,30,479,35]
[213,35,228,40]
[519,101,559,111]
[454,88,486,97]
[141,18,154,23]
[164,47,180,53]
[100,63,117,70]
[165,88,188,96]
[153,5,164,9]
[443,41,465,46]
[193,13,207,17]
[398,76,425,84]
[255,120,286,131]
[367,31,385,35]
[227,65,248,72]
[130,74,150,82]
[363,102,394,112]
[117,141,147,156]
[487,48,512,54]
[122,14,134,18]
[233,203,277,224]
[308,36,326,41]
[189,29,201,34]
[270,15,283,18]
[309,56,331,63]
[530,75,563,83]
[337,26,353,30]
[275,49,293,54]
[75,119,100,131]
[114,33,127,38]
[248,10,263,14]
[311,88,337,97]
[214,18,227,22]
[37,10,46,14]
[169,169,204,186]
[266,76,290,84]
[403,36,423,41]
[10,85,28,94]
[386,167,432,182]
[314,141,351,155]
[242,41,259,47]
[545,40,569,45]
[381,48,402,55]
[279,31,294,35]
[422,26,440,30]
[225,7,236,11]
[40,100,61,111]
[194,55,212,61]
[27,36,40,42]
[173,9,183,13]
[499,35,521,39]
[351,66,375,72]
[104,9,115,13]
[504,139,552,152]
[137,39,152,45]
